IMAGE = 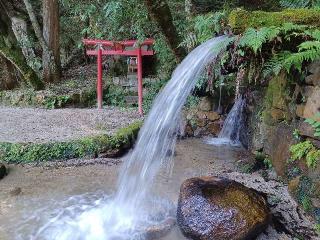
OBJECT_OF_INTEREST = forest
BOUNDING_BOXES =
[0,0,320,240]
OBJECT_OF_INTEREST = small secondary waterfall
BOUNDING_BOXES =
[24,36,230,240]
[205,96,247,147]
[218,96,247,143]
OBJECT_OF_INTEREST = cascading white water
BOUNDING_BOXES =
[218,96,246,141]
[205,96,247,147]
[14,36,229,240]
[113,35,228,226]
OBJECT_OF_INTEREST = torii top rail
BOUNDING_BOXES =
[83,39,155,115]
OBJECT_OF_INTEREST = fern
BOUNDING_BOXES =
[239,27,280,54]
[281,22,308,34]
[305,112,320,137]
[306,149,320,168]
[180,11,228,50]
[290,141,314,161]
[262,51,291,77]
[284,40,320,71]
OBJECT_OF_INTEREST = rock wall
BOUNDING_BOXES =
[248,61,320,221]
[180,96,224,138]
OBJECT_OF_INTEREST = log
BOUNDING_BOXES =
[229,9,320,34]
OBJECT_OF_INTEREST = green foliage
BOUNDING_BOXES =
[290,141,320,168]
[229,9,320,34]
[290,141,314,161]
[306,149,320,169]
[185,95,200,109]
[293,129,301,140]
[44,95,70,109]
[143,79,167,114]
[255,26,320,76]
[284,39,320,72]
[263,157,273,169]
[316,224,320,235]
[180,11,228,50]
[301,195,313,212]
[0,121,142,163]
[239,27,280,54]
[295,176,314,213]
[104,85,126,107]
[305,112,320,137]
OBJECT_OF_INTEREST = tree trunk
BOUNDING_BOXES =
[42,0,61,82]
[143,0,186,62]
[22,0,60,83]
[11,17,40,73]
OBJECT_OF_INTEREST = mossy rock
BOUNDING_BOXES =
[0,121,142,163]
[229,9,320,33]
[262,72,292,125]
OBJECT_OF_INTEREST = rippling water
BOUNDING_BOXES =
[7,36,230,240]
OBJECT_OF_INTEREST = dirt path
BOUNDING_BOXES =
[0,106,141,143]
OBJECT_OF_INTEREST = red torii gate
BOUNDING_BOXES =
[83,39,155,115]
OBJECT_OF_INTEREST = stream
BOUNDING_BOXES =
[0,138,244,240]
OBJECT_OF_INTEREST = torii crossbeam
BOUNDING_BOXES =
[83,39,155,115]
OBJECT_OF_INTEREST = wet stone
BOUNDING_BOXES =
[177,177,271,240]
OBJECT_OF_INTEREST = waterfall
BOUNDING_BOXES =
[205,96,248,148]
[218,96,247,142]
[29,36,230,240]
[111,36,229,233]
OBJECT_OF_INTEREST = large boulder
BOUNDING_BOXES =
[177,177,270,240]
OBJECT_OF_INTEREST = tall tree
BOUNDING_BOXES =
[143,0,186,62]
[42,0,61,82]
[23,0,60,83]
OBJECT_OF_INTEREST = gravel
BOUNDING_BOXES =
[0,106,142,143]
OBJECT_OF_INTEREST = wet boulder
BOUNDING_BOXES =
[177,177,270,240]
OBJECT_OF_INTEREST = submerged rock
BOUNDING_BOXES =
[177,176,270,240]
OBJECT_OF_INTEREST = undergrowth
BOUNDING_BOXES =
[0,121,142,163]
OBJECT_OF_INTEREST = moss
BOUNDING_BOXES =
[0,121,142,163]
[0,36,44,90]
[229,9,320,33]
[261,72,291,125]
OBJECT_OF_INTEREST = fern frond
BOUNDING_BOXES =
[299,41,320,51]
[179,33,199,50]
[262,51,291,77]
[284,43,320,72]
[305,29,320,41]
[239,27,280,54]
[282,22,308,34]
